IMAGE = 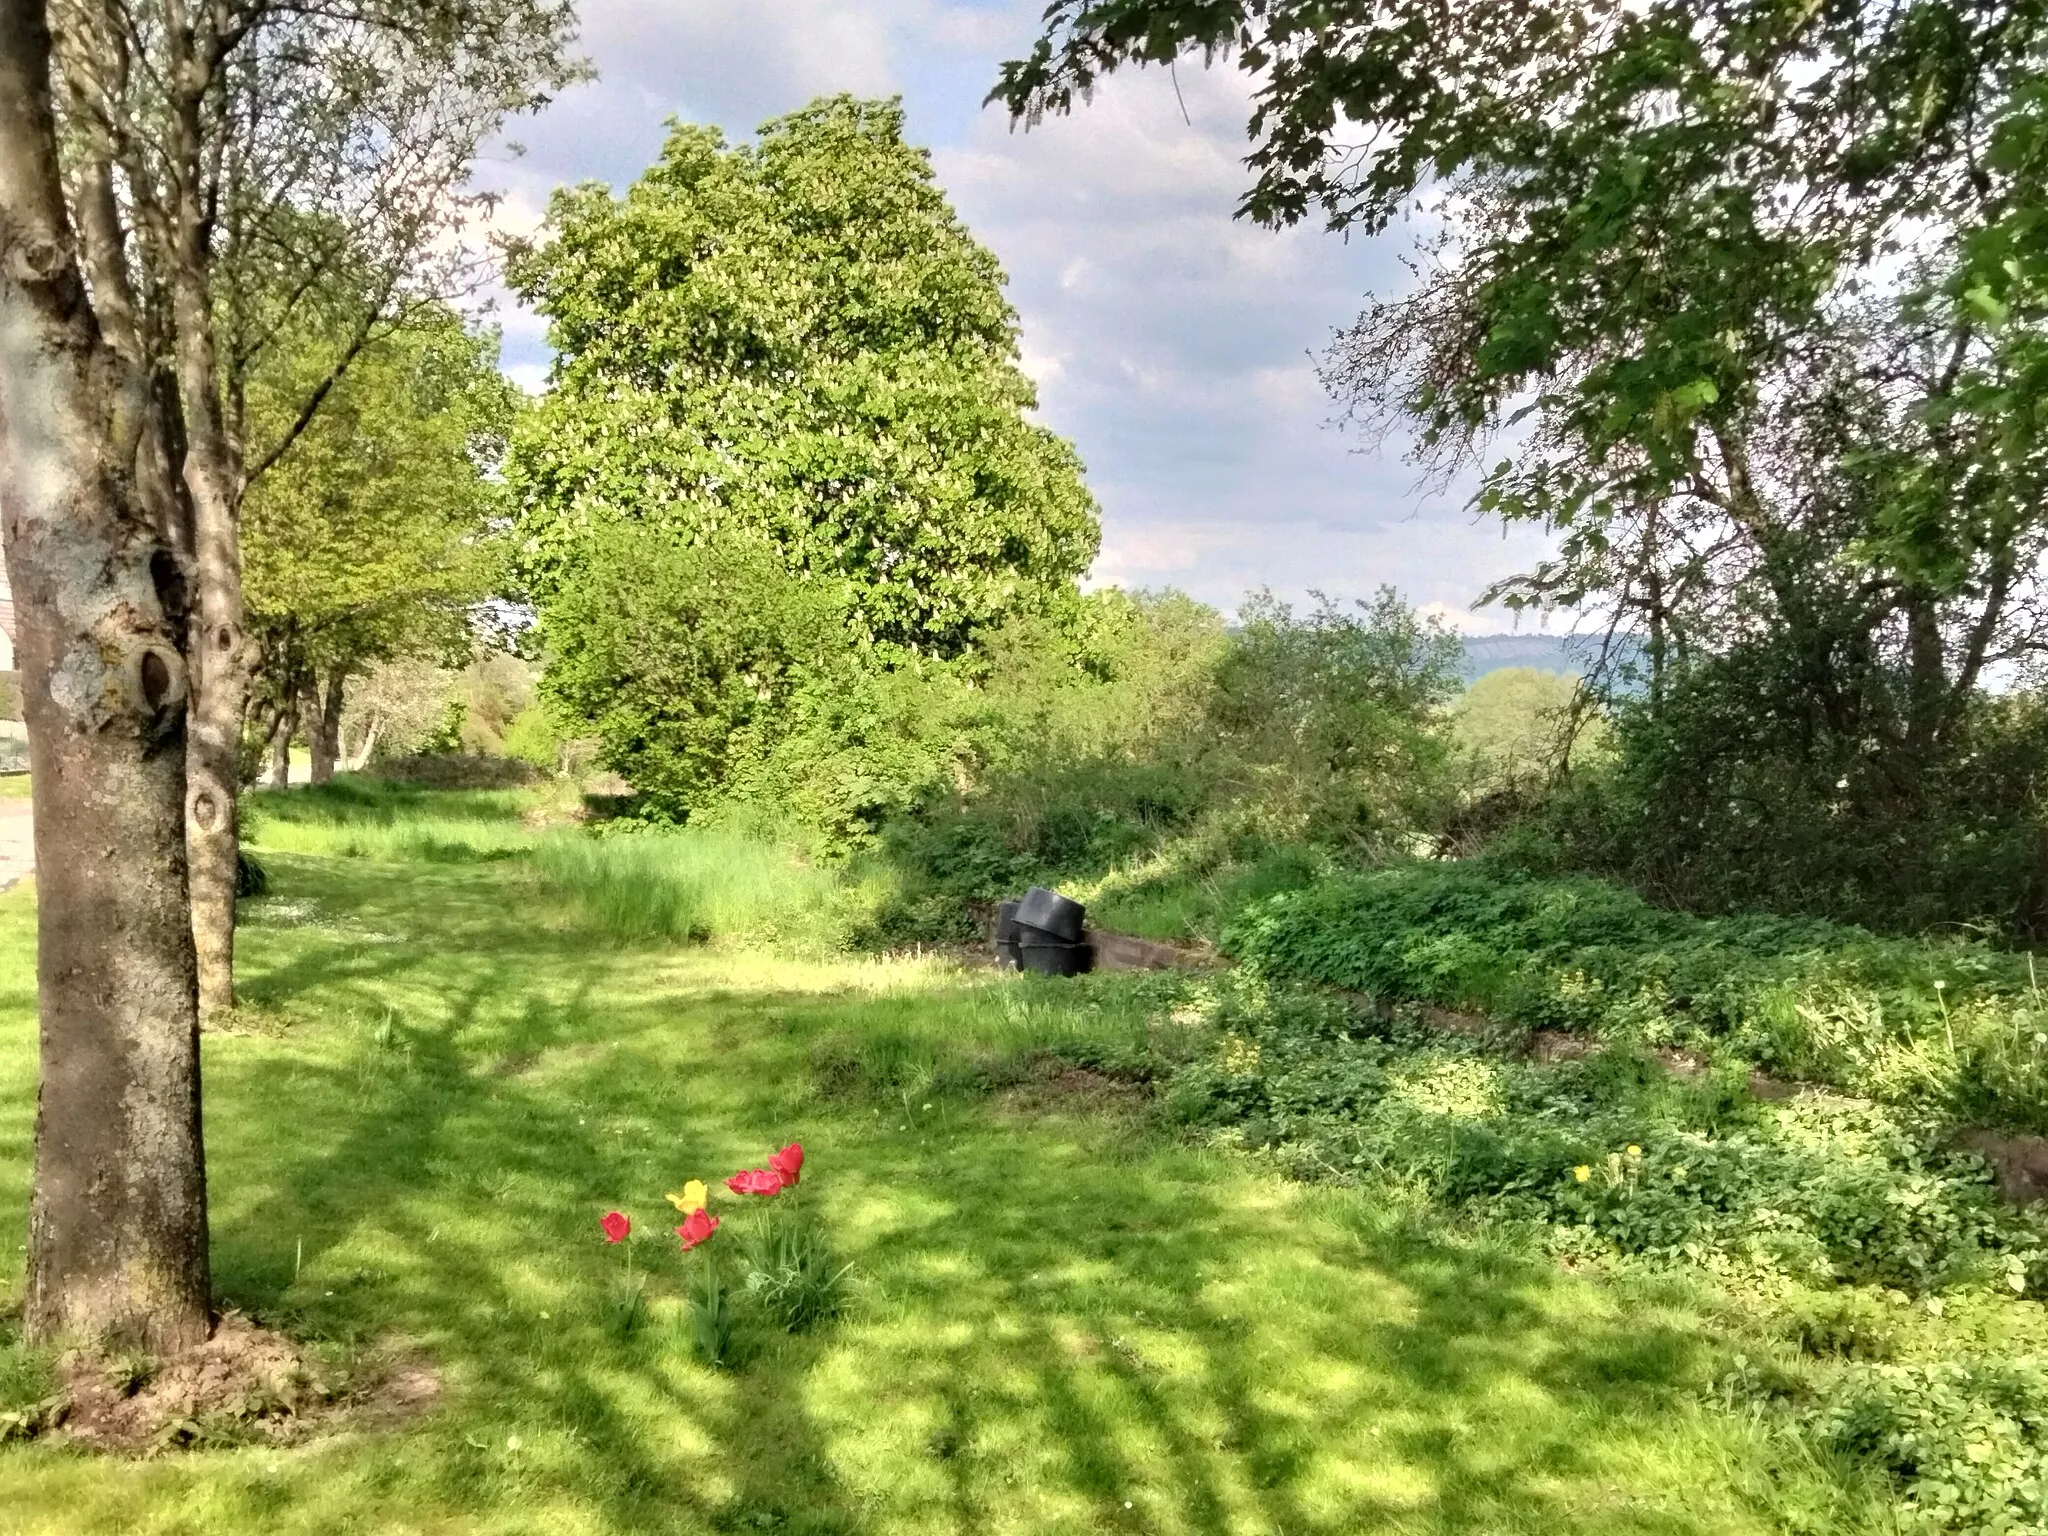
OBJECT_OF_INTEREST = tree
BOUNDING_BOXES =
[1210,588,1464,852]
[995,0,2048,925]
[507,96,1100,659]
[1450,668,1601,793]
[0,0,208,1352]
[0,0,576,1349]
[536,524,851,815]
[511,96,1102,833]
[242,311,517,784]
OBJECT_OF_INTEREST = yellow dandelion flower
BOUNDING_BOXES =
[1573,1165,1592,1183]
[1626,1145,1642,1158]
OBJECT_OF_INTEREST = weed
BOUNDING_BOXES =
[740,1224,851,1334]
[686,1263,732,1369]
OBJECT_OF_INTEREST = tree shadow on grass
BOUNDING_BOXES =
[48,846,1847,1536]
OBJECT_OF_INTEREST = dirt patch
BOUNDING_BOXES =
[1529,1030,1596,1064]
[1954,1128,2048,1205]
[1088,928,1214,973]
[349,1354,444,1430]
[488,1041,610,1079]
[996,1057,1150,1116]
[45,1315,439,1455]
[1416,1002,1506,1042]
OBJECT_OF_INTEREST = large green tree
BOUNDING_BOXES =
[508,95,1100,827]
[506,94,1099,660]
[996,0,2048,928]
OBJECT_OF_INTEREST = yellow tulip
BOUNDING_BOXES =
[666,1179,709,1213]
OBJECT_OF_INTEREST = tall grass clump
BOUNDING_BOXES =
[532,827,861,949]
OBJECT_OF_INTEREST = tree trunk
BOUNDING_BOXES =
[171,234,248,1021]
[0,0,211,1351]
[309,670,344,785]
[269,693,295,788]
[346,714,380,773]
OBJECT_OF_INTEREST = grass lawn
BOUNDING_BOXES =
[0,786,1881,1534]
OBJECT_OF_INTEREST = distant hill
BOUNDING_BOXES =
[1456,633,1602,684]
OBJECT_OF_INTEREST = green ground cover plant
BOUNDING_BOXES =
[1226,860,2048,1134]
[0,782,1950,1533]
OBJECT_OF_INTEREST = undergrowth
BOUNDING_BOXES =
[813,966,2048,1531]
[1225,860,2048,1134]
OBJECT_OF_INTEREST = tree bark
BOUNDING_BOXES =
[170,184,249,1020]
[269,692,295,788]
[345,713,380,773]
[0,0,211,1351]
[308,670,344,784]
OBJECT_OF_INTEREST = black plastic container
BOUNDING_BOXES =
[1018,937,1093,976]
[1015,885,1086,943]
[993,900,1022,968]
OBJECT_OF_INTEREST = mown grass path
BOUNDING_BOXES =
[0,798,1871,1534]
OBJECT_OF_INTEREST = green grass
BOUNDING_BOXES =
[1084,842,1330,944]
[0,787,1894,1533]
[531,824,865,948]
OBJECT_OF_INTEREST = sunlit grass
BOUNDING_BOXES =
[243,777,540,863]
[531,825,869,949]
[0,792,1894,1534]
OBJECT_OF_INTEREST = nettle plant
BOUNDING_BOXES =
[598,1141,850,1367]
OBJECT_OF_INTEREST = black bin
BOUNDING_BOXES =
[1018,937,1093,976]
[993,900,1022,969]
[1015,886,1086,943]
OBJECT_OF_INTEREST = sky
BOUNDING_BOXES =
[480,0,1559,630]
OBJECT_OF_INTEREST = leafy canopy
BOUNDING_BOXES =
[242,310,518,684]
[997,1,2048,931]
[506,94,1100,659]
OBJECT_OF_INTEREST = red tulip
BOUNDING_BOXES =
[726,1168,784,1196]
[601,1210,631,1244]
[676,1208,720,1250]
[769,1142,804,1187]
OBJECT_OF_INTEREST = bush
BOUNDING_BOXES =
[1225,860,2048,1132]
[870,587,1466,941]
[1508,648,2048,941]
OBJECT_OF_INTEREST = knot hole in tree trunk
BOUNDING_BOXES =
[126,644,187,734]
